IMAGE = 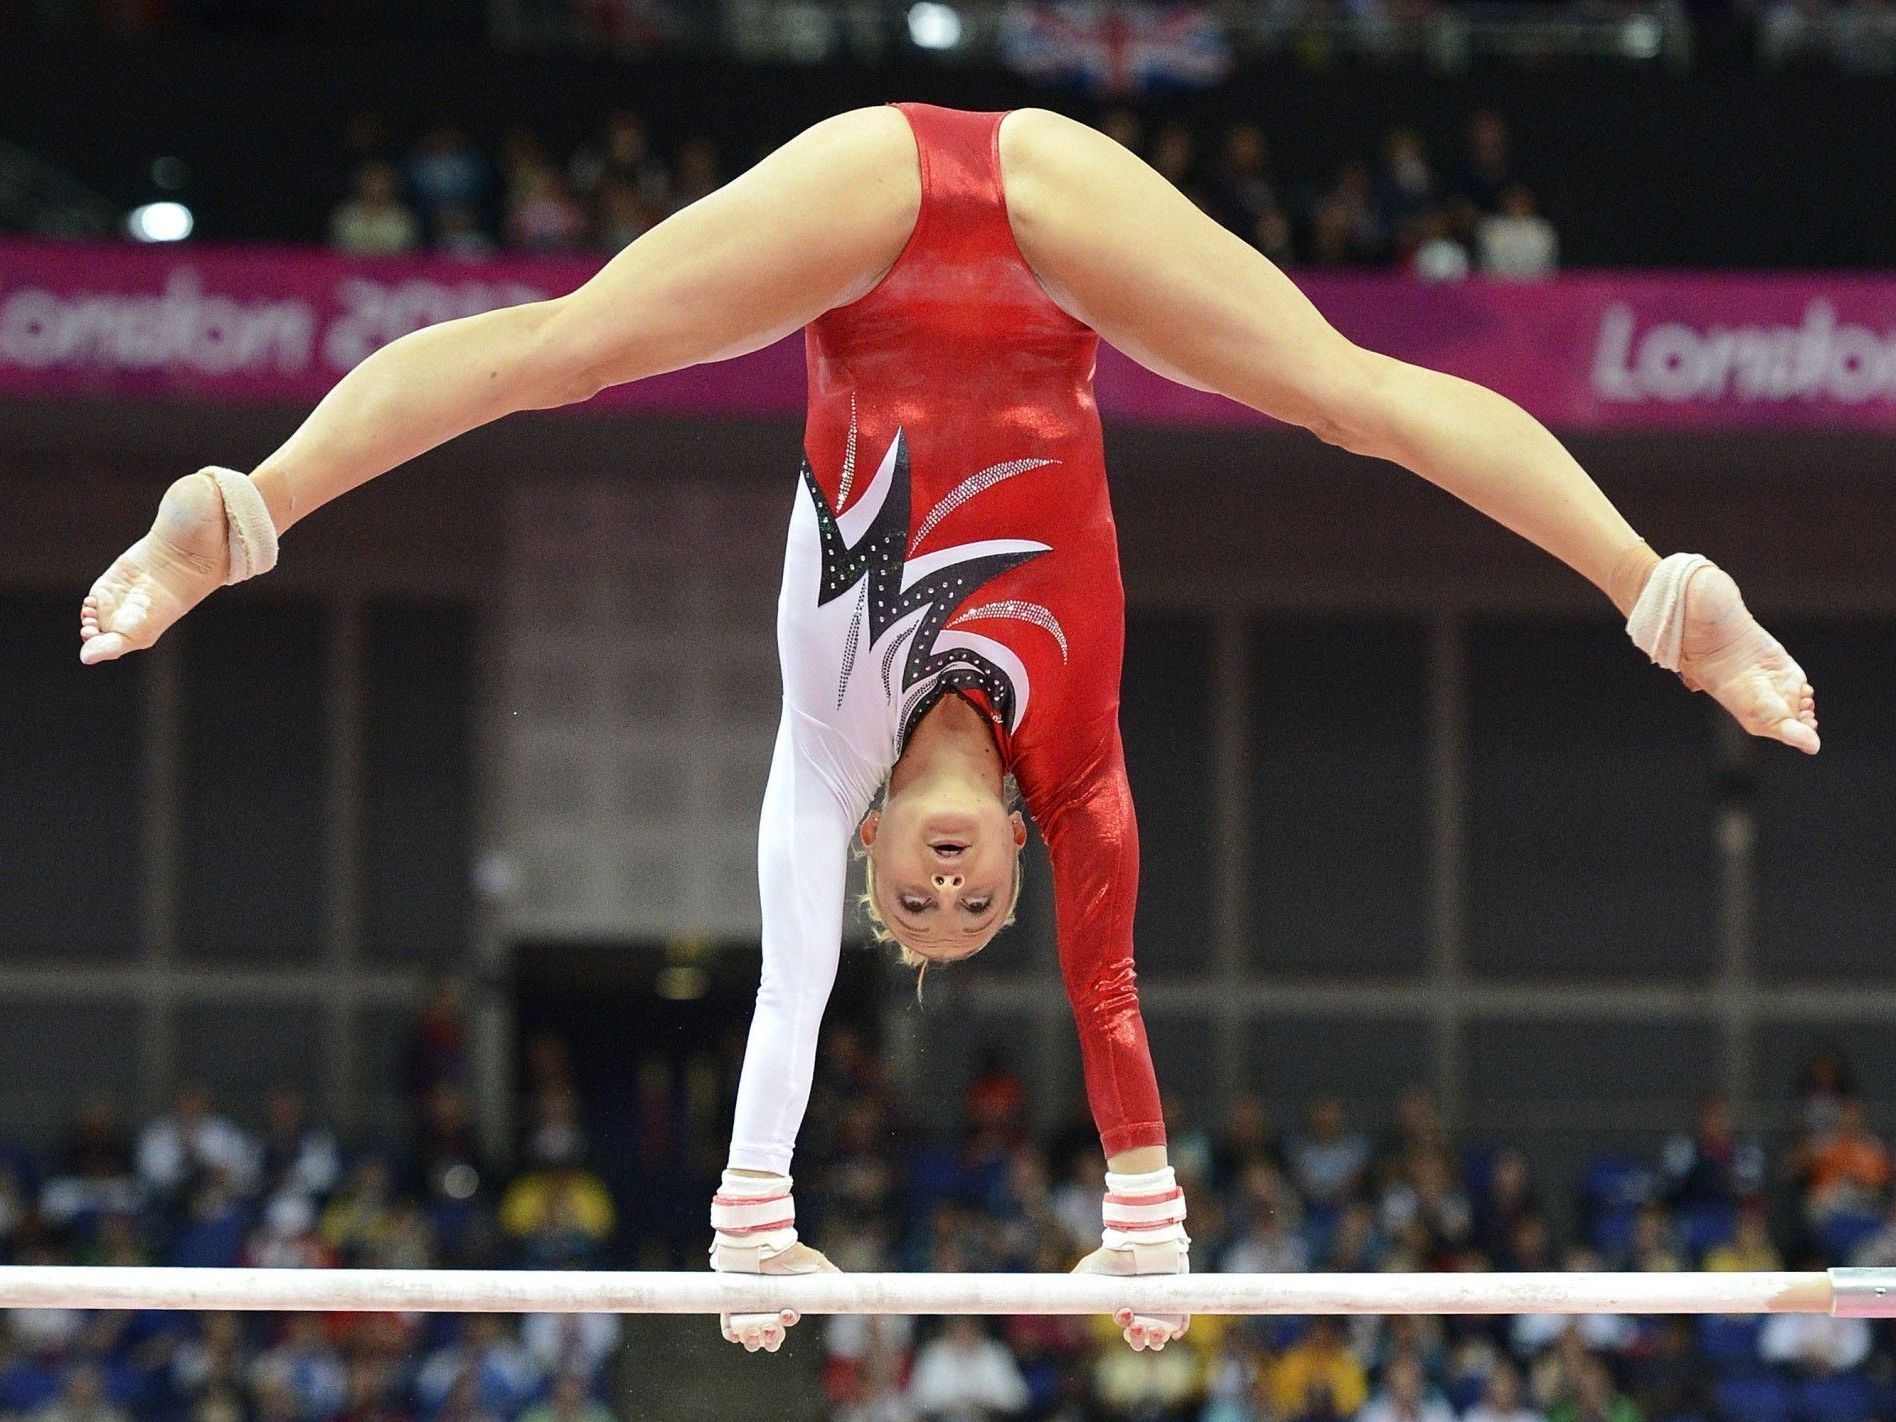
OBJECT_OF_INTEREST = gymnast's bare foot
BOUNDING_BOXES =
[79,474,229,665]
[1678,564,1820,755]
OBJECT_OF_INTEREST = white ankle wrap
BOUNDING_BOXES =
[1102,1166,1189,1250]
[710,1171,798,1263]
[1626,552,1712,672]
[202,467,279,585]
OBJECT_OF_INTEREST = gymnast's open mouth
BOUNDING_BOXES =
[930,840,967,857]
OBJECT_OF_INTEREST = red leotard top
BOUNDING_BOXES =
[728,103,1166,1176]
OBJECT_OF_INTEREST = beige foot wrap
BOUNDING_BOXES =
[1625,552,1712,671]
[202,467,279,585]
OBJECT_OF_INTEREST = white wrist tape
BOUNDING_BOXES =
[202,467,280,585]
[710,1171,798,1262]
[1626,552,1712,673]
[1102,1167,1189,1250]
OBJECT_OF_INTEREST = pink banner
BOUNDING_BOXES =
[3,240,1894,431]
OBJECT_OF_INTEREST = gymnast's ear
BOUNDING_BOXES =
[1010,812,1027,849]
[860,811,880,848]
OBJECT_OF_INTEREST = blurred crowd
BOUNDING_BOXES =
[795,1037,1896,1422]
[325,106,1557,279]
[0,986,625,1422]
[8,1000,1896,1422]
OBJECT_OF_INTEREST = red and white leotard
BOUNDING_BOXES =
[728,103,1166,1175]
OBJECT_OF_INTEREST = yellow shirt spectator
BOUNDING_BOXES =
[1270,1318,1370,1419]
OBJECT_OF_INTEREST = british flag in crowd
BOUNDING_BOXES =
[1000,2,1233,96]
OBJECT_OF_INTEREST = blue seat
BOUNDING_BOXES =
[1583,1157,1656,1256]
[1700,1315,1765,1372]
[1680,1201,1740,1258]
[1815,1211,1884,1262]
[1796,1373,1871,1422]
[1592,1204,1641,1258]
[1715,1374,1795,1422]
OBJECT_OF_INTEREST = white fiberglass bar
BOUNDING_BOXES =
[1,1268,1890,1317]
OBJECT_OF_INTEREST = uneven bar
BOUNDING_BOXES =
[0,1268,1874,1317]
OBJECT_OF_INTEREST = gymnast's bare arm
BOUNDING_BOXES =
[78,105,1817,755]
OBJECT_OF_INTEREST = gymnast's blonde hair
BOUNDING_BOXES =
[857,775,1026,998]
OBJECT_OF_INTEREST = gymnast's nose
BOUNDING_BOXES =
[932,872,964,891]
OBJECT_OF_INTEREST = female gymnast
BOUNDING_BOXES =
[79,104,1818,1355]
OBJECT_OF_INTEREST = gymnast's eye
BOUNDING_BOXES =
[962,897,992,915]
[899,894,932,914]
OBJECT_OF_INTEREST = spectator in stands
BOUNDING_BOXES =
[1409,212,1471,281]
[1626,1204,1681,1272]
[334,1353,409,1422]
[1098,108,1145,160]
[328,162,422,256]
[907,1317,1029,1420]
[1498,1212,1558,1273]
[1308,164,1388,266]
[1252,205,1295,266]
[592,177,654,252]
[405,125,490,237]
[415,1316,542,1420]
[1377,129,1445,248]
[518,1371,614,1422]
[136,1083,256,1203]
[167,1311,252,1411]
[1095,1346,1205,1419]
[1660,1095,1762,1212]
[1222,1163,1311,1273]
[499,1104,615,1269]
[1206,122,1281,238]
[436,205,497,260]
[243,1192,334,1271]
[668,137,722,213]
[1791,1096,1891,1223]
[1466,1359,1545,1422]
[1846,1190,1896,1266]
[1150,120,1206,210]
[1549,1353,1639,1422]
[1626,1318,1710,1422]
[1289,1095,1373,1210]
[41,1096,138,1233]
[1473,1150,1541,1264]
[520,1309,621,1388]
[256,1086,341,1206]
[406,979,471,1098]
[1270,1317,1372,1420]
[1212,1095,1281,1193]
[1453,111,1518,218]
[28,1361,127,1422]
[250,1313,348,1422]
[434,1368,505,1422]
[1363,1352,1458,1422]
[570,109,671,212]
[1476,187,1558,280]
[505,162,587,253]
[1379,1140,1474,1256]
[322,1158,400,1267]
[1704,1201,1782,1271]
[825,1312,918,1420]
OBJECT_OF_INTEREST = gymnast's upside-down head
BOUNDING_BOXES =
[857,725,1027,980]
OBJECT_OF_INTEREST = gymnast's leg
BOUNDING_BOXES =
[80,106,920,662]
[999,108,1817,754]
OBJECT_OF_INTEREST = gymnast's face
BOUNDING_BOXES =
[861,789,1026,962]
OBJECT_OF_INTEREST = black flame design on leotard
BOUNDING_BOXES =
[800,426,1046,743]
